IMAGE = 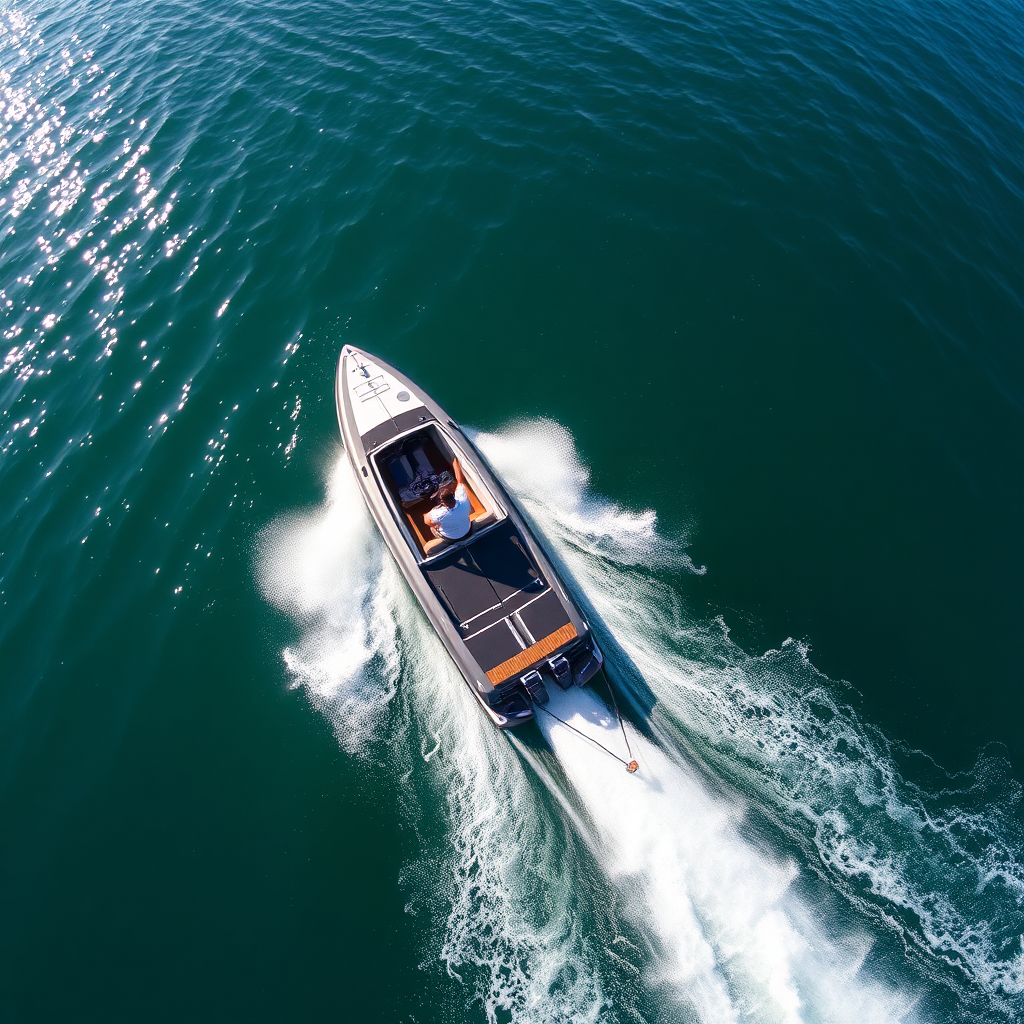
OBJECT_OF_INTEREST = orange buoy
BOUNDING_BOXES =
[626,760,639,774]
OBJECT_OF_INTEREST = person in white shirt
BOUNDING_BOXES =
[424,457,472,541]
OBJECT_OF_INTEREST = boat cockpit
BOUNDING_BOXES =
[373,425,503,560]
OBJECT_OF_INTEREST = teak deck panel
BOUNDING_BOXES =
[485,623,578,685]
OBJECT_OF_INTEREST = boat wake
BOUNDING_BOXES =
[256,418,1022,1024]
[529,685,914,1023]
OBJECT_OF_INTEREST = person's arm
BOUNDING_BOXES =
[423,509,437,525]
[452,457,464,486]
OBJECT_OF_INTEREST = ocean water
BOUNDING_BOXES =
[1,1,1021,1022]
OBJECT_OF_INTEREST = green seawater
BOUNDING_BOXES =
[1,0,1021,1021]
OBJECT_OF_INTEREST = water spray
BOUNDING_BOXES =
[530,670,640,773]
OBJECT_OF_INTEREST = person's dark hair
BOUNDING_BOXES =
[437,481,458,508]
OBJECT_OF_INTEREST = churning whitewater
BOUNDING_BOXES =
[256,419,1022,1024]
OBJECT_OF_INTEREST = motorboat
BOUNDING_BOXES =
[335,345,603,728]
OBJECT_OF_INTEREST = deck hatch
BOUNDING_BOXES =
[466,521,542,602]
[459,587,550,640]
[464,619,526,673]
[423,520,545,628]
[516,589,572,641]
[425,550,501,624]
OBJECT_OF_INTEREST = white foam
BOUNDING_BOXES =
[256,421,1021,1023]
[255,453,399,752]
[256,451,606,1023]
[475,418,1023,1021]
[474,418,694,572]
[539,683,920,1022]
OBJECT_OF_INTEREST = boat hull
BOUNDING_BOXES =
[335,345,602,727]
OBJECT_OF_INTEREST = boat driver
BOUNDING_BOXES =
[424,457,472,541]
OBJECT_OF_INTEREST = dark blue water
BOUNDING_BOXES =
[1,0,1022,1021]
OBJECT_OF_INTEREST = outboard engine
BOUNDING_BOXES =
[520,669,549,705]
[570,639,603,687]
[547,655,573,690]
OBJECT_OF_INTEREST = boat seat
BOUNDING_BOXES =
[380,436,496,557]
[421,508,498,557]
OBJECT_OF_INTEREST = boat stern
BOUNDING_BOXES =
[482,632,605,728]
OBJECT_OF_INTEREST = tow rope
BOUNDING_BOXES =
[533,678,639,774]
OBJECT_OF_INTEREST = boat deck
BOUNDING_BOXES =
[422,520,576,683]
